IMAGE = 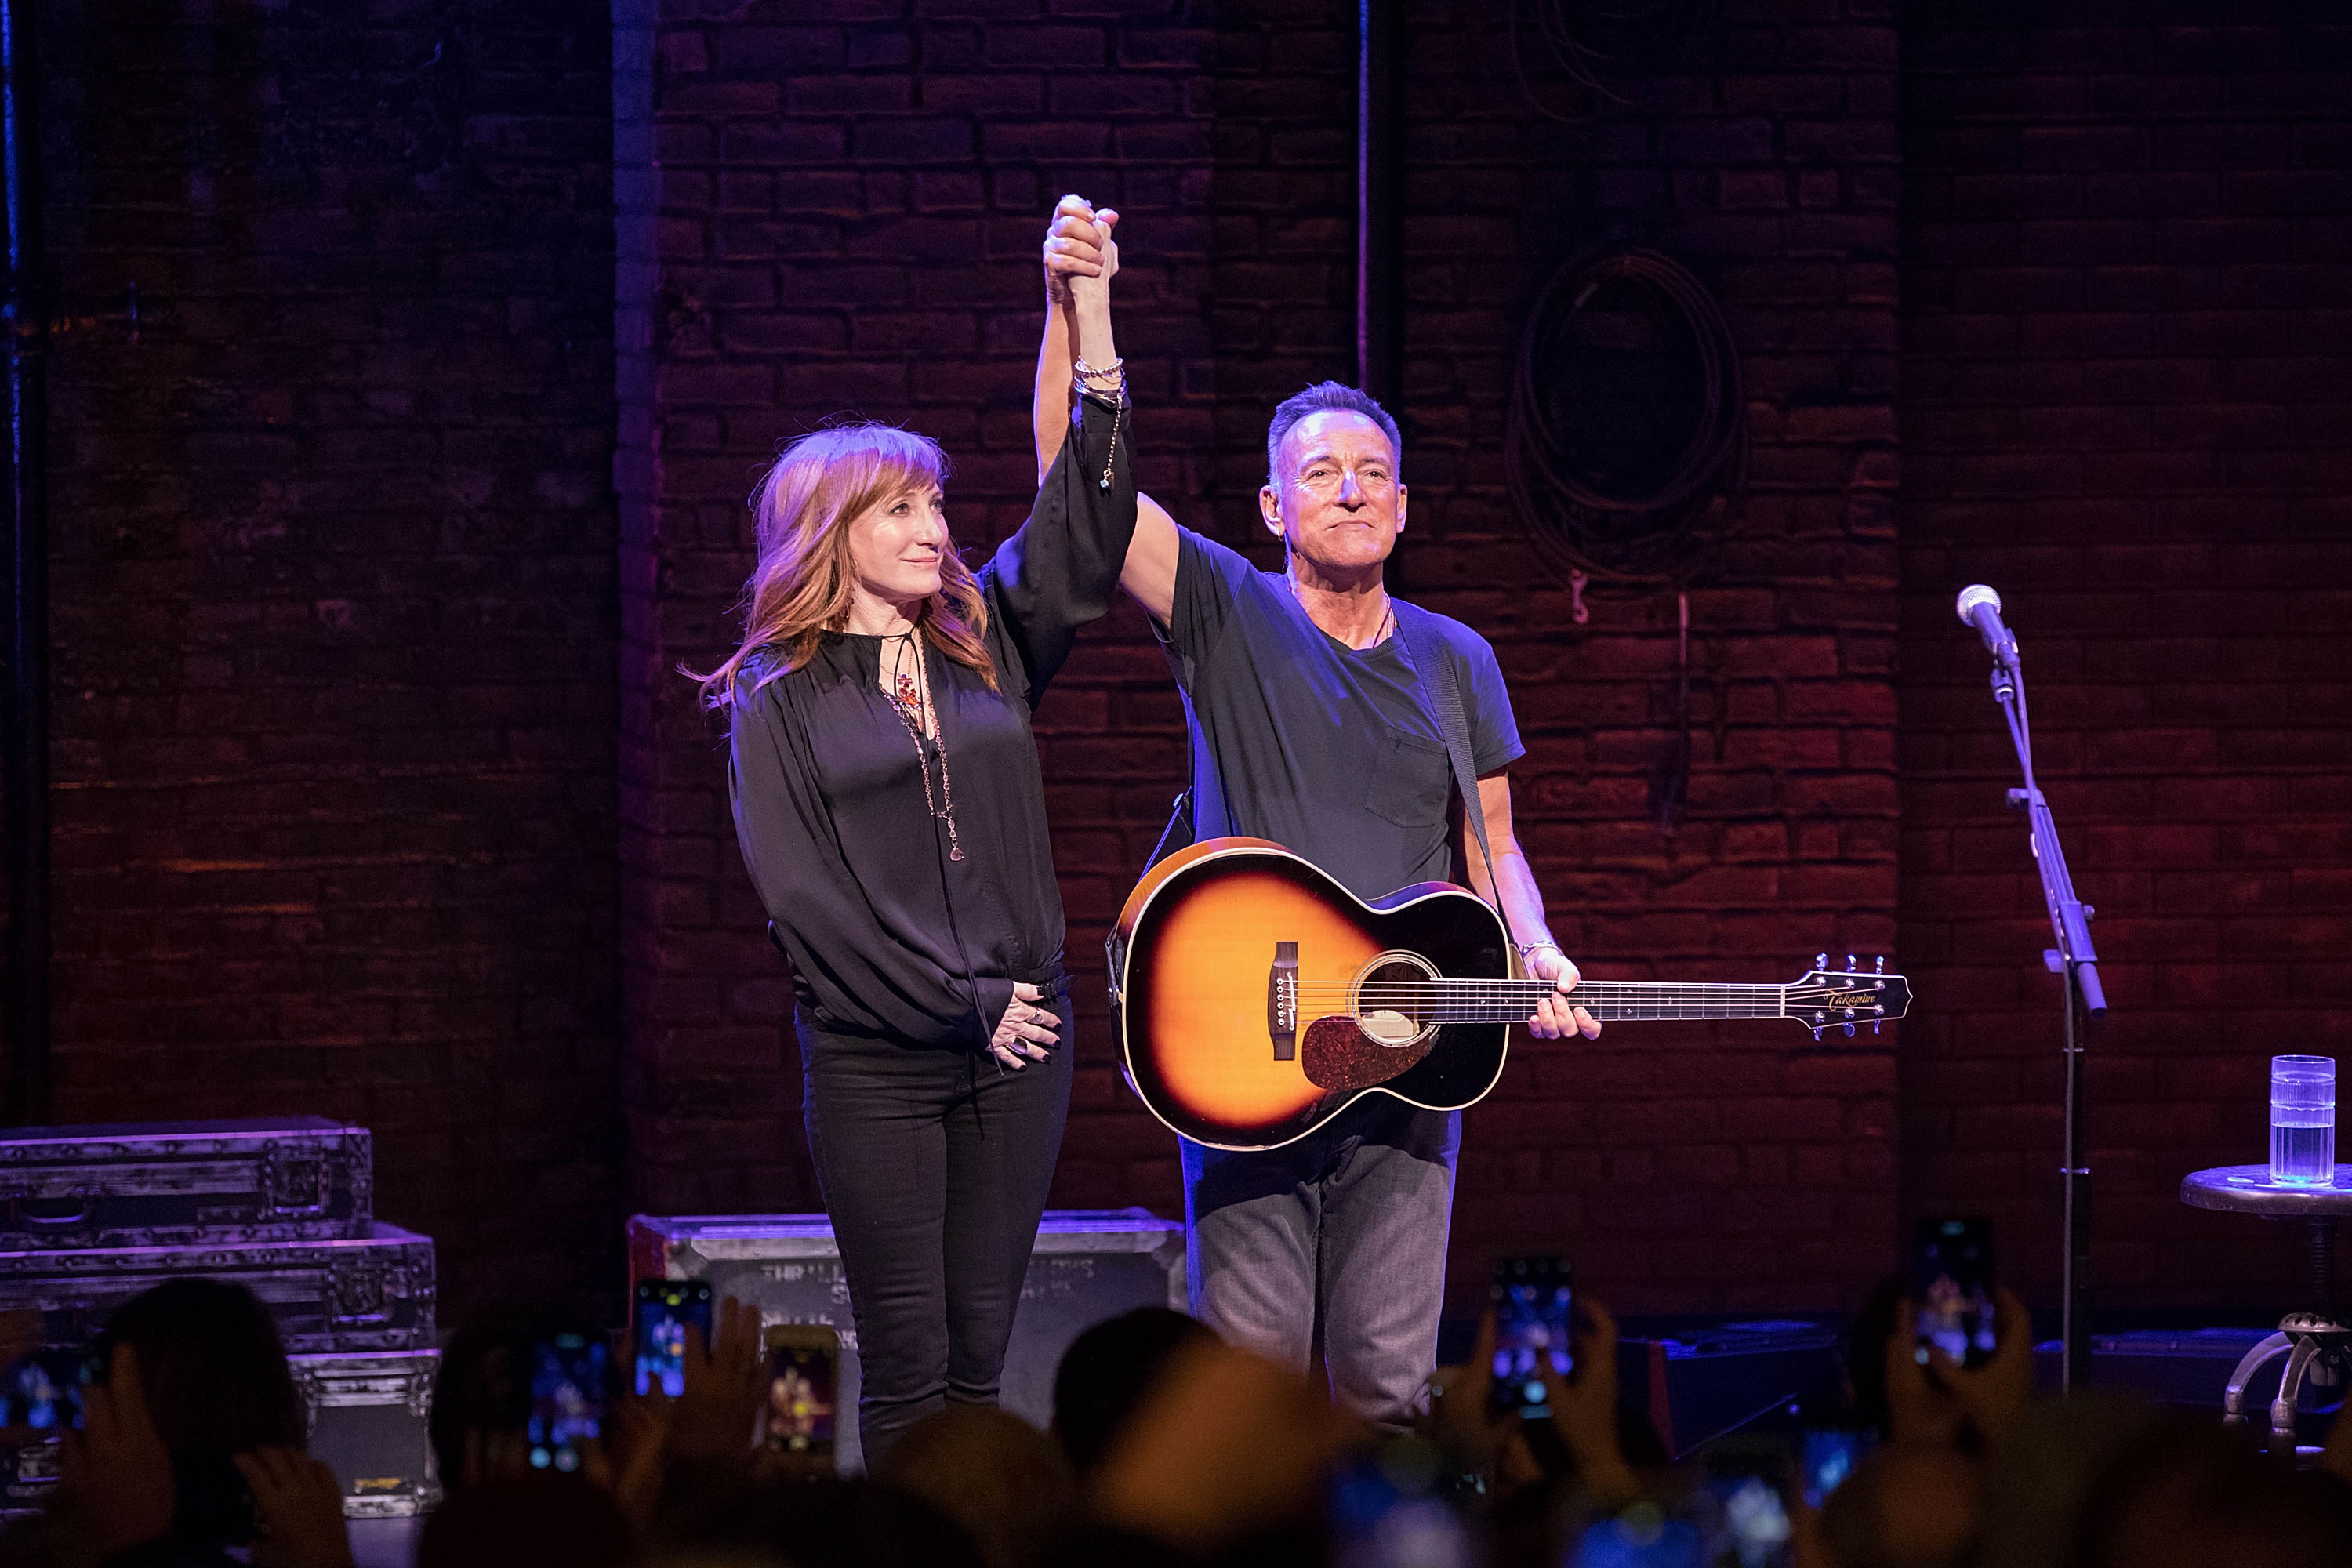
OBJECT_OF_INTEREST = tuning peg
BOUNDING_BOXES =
[1812,1026,1824,1040]
[1846,953,1857,971]
[1873,1022,1882,1035]
[1875,956,1886,974]
[1815,953,1828,970]
[1844,1022,1856,1037]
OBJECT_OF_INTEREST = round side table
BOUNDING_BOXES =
[2180,1164,2352,1448]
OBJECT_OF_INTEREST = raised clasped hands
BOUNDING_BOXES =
[1524,946,1602,1040]
[989,981,1060,1071]
[1041,193,1119,305]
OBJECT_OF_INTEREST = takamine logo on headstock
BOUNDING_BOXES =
[1790,956,1911,1040]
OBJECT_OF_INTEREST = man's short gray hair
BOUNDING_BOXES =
[1265,382,1403,488]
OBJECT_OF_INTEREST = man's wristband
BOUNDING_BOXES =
[1514,938,1563,960]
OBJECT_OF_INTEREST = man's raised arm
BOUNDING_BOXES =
[1034,194,1180,626]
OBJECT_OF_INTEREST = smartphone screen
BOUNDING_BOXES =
[1,1348,91,1435]
[763,1328,839,1454]
[1490,1255,1573,1417]
[1697,1440,1795,1568]
[1798,1427,1874,1508]
[1911,1217,1995,1370]
[633,1280,713,1398]
[527,1331,608,1472]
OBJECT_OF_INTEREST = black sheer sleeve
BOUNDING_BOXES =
[981,389,1138,709]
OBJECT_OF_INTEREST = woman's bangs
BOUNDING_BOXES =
[851,425,949,511]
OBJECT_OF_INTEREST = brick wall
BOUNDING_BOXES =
[1399,0,1901,1313]
[21,0,2340,1325]
[626,0,1903,1314]
[20,1,622,1312]
[1900,4,2352,1306]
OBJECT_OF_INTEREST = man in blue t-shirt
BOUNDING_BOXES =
[1034,200,1600,1423]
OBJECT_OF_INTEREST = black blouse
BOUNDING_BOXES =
[727,394,1135,1048]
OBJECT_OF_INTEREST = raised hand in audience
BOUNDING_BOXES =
[238,1444,356,1568]
[1425,1309,1508,1474]
[1534,1294,1640,1508]
[655,1294,768,1462]
[1886,1287,2034,1450]
[61,1343,176,1556]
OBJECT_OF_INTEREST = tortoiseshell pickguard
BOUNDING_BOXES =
[1300,1016,1436,1091]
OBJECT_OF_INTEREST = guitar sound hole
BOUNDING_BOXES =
[1357,957,1432,1047]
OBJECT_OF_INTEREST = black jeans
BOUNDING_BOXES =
[799,1001,1071,1465]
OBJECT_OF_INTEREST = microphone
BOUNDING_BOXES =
[1955,583,2018,670]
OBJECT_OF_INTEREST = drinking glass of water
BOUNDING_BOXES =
[2270,1055,2336,1186]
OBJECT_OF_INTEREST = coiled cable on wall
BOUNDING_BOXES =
[1503,245,1745,585]
[1508,0,1732,116]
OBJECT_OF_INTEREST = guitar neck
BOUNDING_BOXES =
[1366,980,1792,1023]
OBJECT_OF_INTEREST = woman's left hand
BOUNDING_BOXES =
[990,982,1061,1070]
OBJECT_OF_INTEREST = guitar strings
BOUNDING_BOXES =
[1271,978,1889,1020]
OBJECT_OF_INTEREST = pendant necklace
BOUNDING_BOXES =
[884,628,964,862]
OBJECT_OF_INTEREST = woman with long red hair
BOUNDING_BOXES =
[698,199,1130,1463]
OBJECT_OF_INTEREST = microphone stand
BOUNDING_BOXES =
[1984,638,2107,1392]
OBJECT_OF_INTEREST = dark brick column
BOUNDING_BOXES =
[1900,4,2352,1306]
[28,0,624,1312]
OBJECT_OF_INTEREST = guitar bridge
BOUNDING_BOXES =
[1268,942,1298,1061]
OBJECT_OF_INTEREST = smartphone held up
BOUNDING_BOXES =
[1911,1218,1996,1370]
[528,1330,608,1472]
[763,1324,839,1459]
[633,1279,714,1398]
[1490,1254,1573,1418]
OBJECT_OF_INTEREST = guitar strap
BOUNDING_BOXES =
[1393,599,1519,956]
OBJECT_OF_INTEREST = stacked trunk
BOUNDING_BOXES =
[0,1118,440,1519]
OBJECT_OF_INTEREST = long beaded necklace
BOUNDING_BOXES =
[883,628,963,862]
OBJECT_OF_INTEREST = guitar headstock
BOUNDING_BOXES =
[1784,953,1911,1040]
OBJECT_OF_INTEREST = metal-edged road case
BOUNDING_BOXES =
[0,1118,371,1250]
[0,1222,436,1353]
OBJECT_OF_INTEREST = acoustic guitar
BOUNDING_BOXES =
[1105,838,1913,1152]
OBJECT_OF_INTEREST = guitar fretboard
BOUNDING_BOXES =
[1322,979,1891,1024]
[1385,981,1784,1022]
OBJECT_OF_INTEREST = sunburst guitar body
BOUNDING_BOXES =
[1106,839,1912,1152]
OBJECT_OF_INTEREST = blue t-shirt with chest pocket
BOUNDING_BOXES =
[1157,528,1525,901]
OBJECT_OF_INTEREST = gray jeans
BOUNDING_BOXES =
[1180,1097,1461,1425]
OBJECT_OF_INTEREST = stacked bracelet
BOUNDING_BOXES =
[1514,938,1563,960]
